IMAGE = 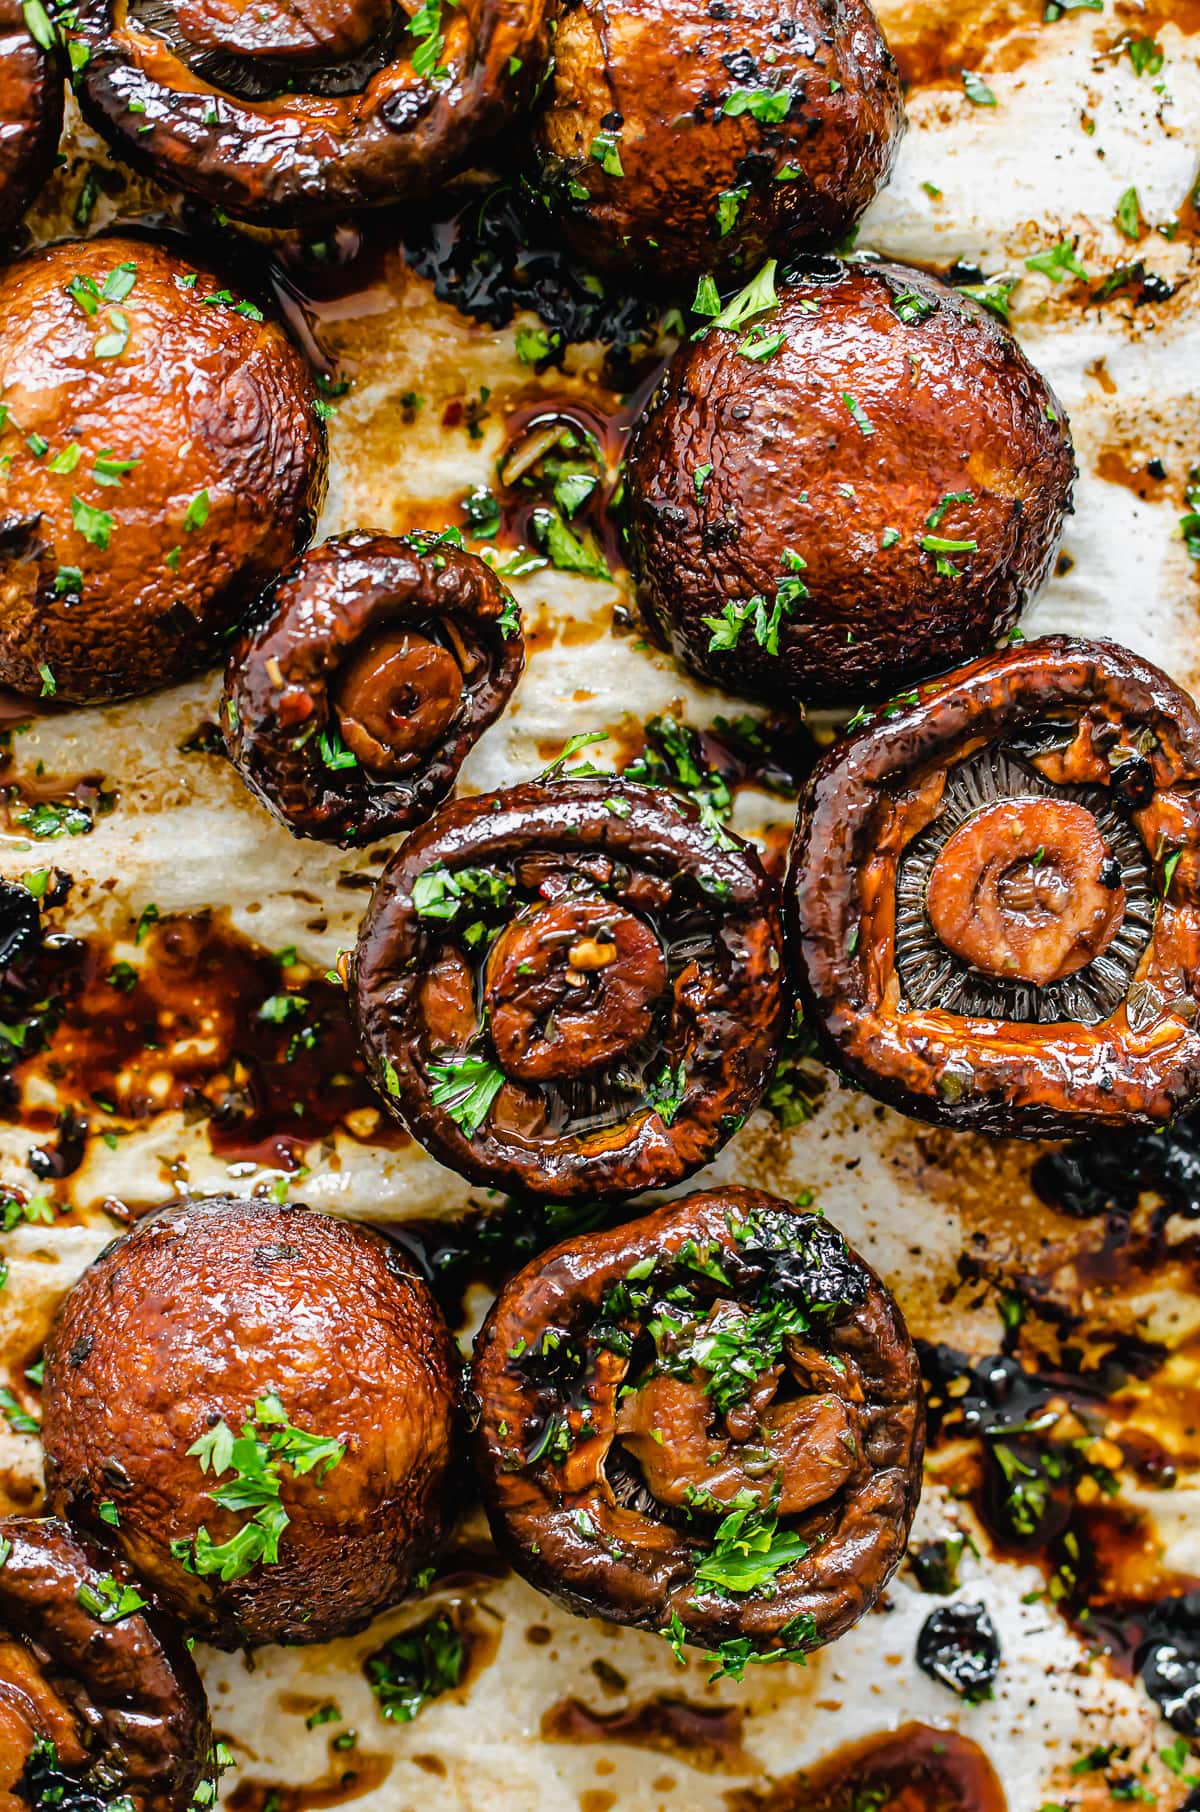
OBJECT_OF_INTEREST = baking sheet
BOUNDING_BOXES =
[2,1,1200,1805]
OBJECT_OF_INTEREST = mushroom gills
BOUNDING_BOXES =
[895,747,1154,1025]
[127,0,412,97]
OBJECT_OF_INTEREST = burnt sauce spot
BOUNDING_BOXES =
[724,1721,1006,1812]
[541,1694,755,1775]
[915,1601,1001,1702]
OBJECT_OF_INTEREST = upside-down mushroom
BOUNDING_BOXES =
[67,0,551,225]
[0,234,326,704]
[40,1196,463,1649]
[0,1516,211,1812]
[223,532,524,845]
[624,259,1075,704]
[788,636,1200,1136]
[0,0,63,240]
[533,0,903,287]
[472,1188,923,1660]
[352,777,787,1200]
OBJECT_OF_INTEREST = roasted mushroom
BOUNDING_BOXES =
[472,1187,924,1659]
[624,259,1076,704]
[0,1515,211,1812]
[223,531,524,845]
[0,234,326,704]
[788,636,1200,1137]
[41,1195,463,1649]
[68,0,551,225]
[0,0,63,240]
[532,0,902,288]
[352,776,787,1200]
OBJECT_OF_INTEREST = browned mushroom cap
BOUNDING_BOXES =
[0,0,63,240]
[533,0,903,288]
[471,1187,923,1658]
[0,1516,211,1812]
[624,259,1076,705]
[67,0,552,226]
[223,532,524,845]
[0,235,326,704]
[41,1195,463,1650]
[352,777,787,1200]
[787,635,1200,1138]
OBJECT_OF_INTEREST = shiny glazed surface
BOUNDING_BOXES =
[472,1188,924,1651]
[533,0,904,286]
[40,1195,463,1647]
[625,260,1076,703]
[0,0,61,239]
[223,532,524,844]
[352,777,787,1199]
[0,234,326,704]
[787,635,1200,1135]
[69,0,552,223]
[0,1515,211,1812]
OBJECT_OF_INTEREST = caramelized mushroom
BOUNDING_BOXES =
[471,1187,923,1658]
[352,777,786,1200]
[41,1195,463,1649]
[0,0,62,239]
[788,635,1200,1136]
[0,235,326,704]
[0,1516,211,1812]
[68,0,551,225]
[533,0,903,287]
[223,532,524,845]
[624,259,1076,704]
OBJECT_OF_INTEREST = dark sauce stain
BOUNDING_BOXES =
[883,0,1199,93]
[541,1694,756,1775]
[227,1752,391,1812]
[262,175,665,394]
[1,891,400,1183]
[389,1198,619,1329]
[725,1722,1006,1812]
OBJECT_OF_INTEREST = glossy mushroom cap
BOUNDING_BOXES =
[223,532,524,845]
[0,235,326,704]
[788,635,1200,1137]
[41,1195,463,1649]
[472,1188,924,1654]
[533,0,903,288]
[68,0,552,225]
[0,0,63,239]
[352,776,787,1200]
[0,1516,211,1812]
[625,259,1076,705]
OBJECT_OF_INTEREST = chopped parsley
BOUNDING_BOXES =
[70,496,113,549]
[841,392,875,435]
[76,1574,147,1624]
[1025,238,1089,284]
[694,1498,809,1596]
[589,129,624,177]
[961,69,998,106]
[365,1612,466,1721]
[408,0,449,80]
[426,1051,506,1137]
[646,1061,686,1126]
[412,863,511,924]
[715,185,750,238]
[721,87,793,123]
[170,1392,344,1584]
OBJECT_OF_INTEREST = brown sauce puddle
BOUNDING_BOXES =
[726,1722,1006,1812]
[542,1694,755,1775]
[227,1752,391,1812]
